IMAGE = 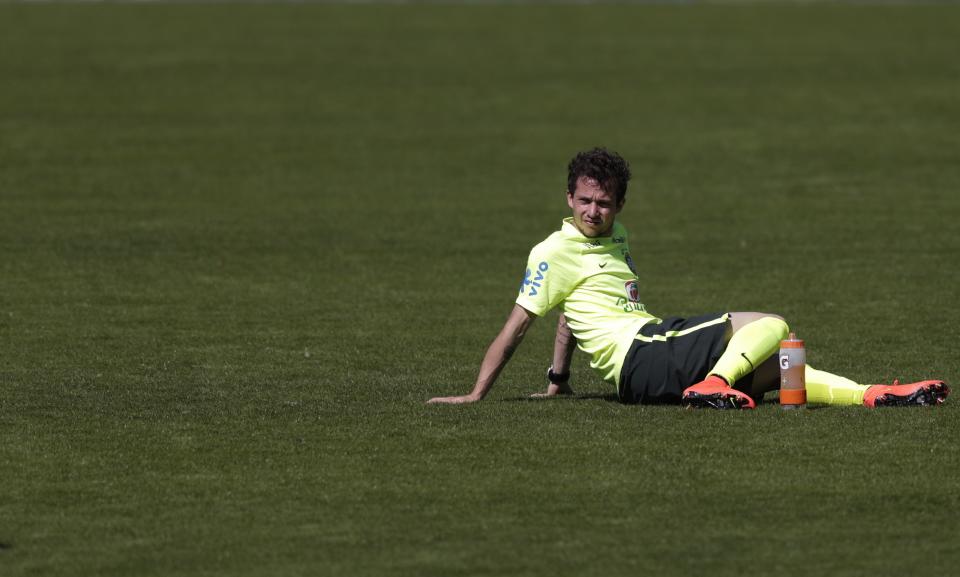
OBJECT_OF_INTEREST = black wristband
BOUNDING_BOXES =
[547,366,570,384]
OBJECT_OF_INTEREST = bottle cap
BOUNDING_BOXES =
[781,332,805,348]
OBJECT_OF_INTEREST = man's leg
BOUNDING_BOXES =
[691,312,865,404]
[684,312,949,408]
[711,312,787,391]
[723,313,938,405]
[805,366,867,404]
[680,312,785,408]
[733,354,781,400]
[727,356,867,404]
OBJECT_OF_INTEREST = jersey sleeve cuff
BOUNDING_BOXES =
[514,299,546,317]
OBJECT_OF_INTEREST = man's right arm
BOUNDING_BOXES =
[427,304,536,404]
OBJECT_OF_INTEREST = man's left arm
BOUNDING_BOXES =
[531,313,577,398]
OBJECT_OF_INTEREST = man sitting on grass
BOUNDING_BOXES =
[428,147,949,409]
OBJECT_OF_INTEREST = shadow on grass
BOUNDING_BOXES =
[500,394,834,410]
[500,393,620,403]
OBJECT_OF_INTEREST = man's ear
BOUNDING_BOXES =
[616,197,626,213]
[566,190,574,210]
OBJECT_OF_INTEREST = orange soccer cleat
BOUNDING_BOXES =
[863,379,950,407]
[681,375,756,410]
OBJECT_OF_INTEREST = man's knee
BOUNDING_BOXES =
[729,312,788,334]
[762,315,789,340]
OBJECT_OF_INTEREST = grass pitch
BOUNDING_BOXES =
[1,3,959,576]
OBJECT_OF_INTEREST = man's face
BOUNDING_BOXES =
[566,176,624,238]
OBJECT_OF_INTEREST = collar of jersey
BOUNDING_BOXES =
[560,218,625,246]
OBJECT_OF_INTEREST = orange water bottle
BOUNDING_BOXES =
[779,332,806,410]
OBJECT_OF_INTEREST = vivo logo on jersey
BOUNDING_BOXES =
[624,280,640,303]
[520,261,549,296]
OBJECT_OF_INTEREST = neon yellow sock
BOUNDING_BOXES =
[710,317,789,384]
[805,365,869,405]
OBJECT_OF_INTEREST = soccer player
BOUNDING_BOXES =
[427,148,949,409]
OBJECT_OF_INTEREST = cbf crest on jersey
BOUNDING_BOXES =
[624,279,641,303]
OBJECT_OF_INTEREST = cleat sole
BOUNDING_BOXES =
[875,383,950,407]
[681,392,753,410]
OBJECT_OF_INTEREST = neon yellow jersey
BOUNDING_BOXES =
[516,218,659,385]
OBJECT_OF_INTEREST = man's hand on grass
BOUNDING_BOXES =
[530,382,575,399]
[427,394,481,405]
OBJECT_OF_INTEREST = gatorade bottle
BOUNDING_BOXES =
[779,332,806,410]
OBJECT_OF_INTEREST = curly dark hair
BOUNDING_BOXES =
[566,147,632,204]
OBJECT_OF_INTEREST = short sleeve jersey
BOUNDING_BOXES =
[516,218,659,385]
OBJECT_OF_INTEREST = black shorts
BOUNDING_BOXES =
[618,313,732,405]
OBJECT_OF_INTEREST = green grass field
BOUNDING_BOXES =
[1,3,959,576]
